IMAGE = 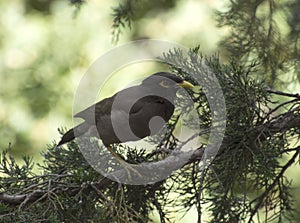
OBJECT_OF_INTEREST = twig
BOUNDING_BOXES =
[153,199,166,223]
[266,98,299,118]
[258,106,300,137]
[267,88,300,99]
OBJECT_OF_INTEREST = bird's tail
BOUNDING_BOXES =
[57,123,89,146]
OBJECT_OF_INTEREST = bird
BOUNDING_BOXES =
[57,72,194,166]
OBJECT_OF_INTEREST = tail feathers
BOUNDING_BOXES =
[57,123,89,146]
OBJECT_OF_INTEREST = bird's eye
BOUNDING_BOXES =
[159,80,171,88]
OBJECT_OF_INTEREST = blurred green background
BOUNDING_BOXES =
[0,0,299,222]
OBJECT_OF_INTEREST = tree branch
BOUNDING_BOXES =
[267,88,300,99]
[262,106,300,135]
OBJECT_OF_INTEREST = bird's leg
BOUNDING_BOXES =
[106,145,141,179]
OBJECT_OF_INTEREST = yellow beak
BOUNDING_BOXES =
[178,80,194,89]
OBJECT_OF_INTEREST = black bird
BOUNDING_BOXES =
[58,72,194,164]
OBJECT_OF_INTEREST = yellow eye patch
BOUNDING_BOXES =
[159,80,171,88]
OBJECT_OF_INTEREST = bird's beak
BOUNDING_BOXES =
[178,80,194,89]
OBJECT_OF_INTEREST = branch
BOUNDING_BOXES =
[0,190,47,205]
[262,106,300,135]
[267,88,300,99]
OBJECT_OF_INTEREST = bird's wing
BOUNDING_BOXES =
[129,96,175,120]
[129,96,153,114]
[74,96,113,124]
[73,86,141,124]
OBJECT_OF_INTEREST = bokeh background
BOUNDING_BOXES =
[0,0,299,222]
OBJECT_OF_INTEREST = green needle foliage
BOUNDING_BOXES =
[217,0,300,86]
[110,0,177,43]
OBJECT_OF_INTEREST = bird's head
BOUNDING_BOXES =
[142,72,194,90]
